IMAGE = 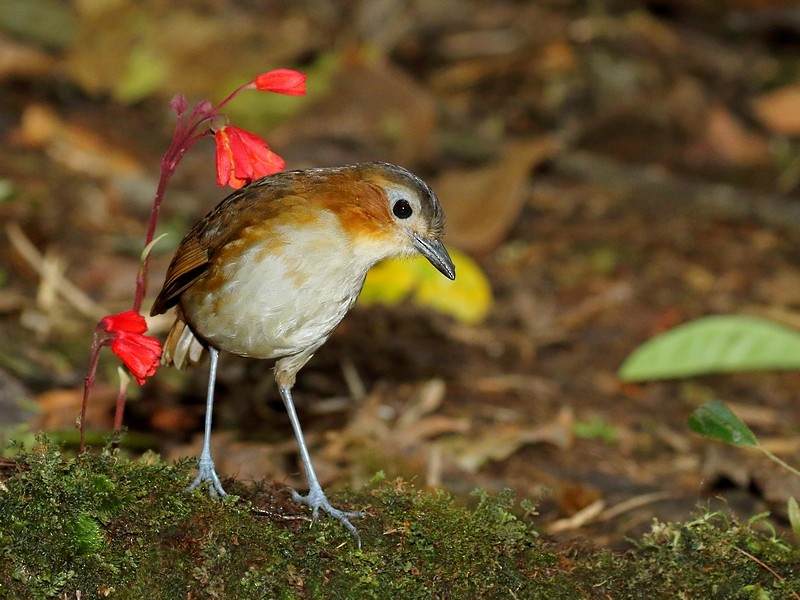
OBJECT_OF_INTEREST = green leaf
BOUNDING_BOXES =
[788,496,800,538]
[619,315,800,381]
[687,400,758,447]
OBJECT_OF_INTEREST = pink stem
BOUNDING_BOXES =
[131,161,172,315]
[80,334,105,452]
[121,117,212,428]
[210,82,251,115]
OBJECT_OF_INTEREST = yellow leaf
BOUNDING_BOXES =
[360,247,491,324]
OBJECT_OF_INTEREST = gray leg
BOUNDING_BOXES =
[279,384,363,545]
[187,346,227,497]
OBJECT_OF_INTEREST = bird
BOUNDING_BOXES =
[150,161,455,543]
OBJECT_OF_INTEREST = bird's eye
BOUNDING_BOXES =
[393,199,413,219]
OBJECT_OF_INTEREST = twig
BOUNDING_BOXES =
[546,490,676,534]
[340,356,367,402]
[597,490,676,522]
[547,499,606,534]
[734,546,800,599]
[6,222,107,320]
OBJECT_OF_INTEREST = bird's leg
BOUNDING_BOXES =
[279,384,364,545]
[187,346,227,497]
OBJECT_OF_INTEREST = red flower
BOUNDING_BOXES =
[99,310,162,385]
[100,310,148,335]
[252,69,306,96]
[215,125,285,188]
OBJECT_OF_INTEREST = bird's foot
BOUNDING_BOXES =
[187,456,227,498]
[290,485,364,547]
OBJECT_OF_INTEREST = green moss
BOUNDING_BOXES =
[0,437,798,599]
[577,512,800,598]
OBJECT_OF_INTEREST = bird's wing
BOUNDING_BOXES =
[149,180,304,316]
[150,234,209,315]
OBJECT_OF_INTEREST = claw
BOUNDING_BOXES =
[188,455,227,498]
[289,485,364,548]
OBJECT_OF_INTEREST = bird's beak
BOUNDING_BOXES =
[413,235,456,280]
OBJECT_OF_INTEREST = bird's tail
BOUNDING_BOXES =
[162,308,206,370]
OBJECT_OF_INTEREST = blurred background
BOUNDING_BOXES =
[2,0,800,547]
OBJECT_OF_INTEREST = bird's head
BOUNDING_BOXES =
[337,162,456,280]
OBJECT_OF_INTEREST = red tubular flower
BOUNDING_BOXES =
[100,310,148,335]
[99,310,162,385]
[252,69,306,96]
[110,332,161,385]
[215,125,285,188]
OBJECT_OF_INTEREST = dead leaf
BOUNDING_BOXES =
[558,483,604,517]
[701,444,800,508]
[322,379,469,487]
[149,405,198,432]
[36,386,114,430]
[755,268,800,306]
[15,104,143,179]
[753,83,800,135]
[752,464,800,506]
[444,407,574,473]
[395,378,446,429]
[436,137,559,254]
[703,104,771,166]
[0,33,55,80]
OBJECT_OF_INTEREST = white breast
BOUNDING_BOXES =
[183,210,372,360]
